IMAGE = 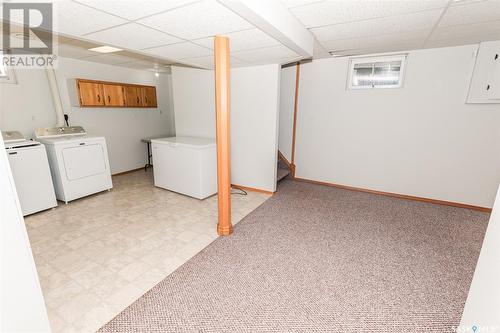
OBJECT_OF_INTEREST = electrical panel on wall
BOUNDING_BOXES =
[466,41,500,104]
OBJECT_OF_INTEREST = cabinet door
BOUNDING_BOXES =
[141,86,158,107]
[124,86,142,107]
[77,81,104,106]
[103,84,125,106]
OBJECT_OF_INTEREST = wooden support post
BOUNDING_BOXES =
[290,62,300,177]
[214,36,233,236]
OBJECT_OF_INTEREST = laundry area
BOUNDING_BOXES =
[1,32,277,333]
[2,70,272,331]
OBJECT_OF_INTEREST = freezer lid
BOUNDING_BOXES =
[151,136,216,149]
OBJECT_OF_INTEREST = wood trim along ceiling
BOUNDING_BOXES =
[294,177,492,213]
[214,36,233,236]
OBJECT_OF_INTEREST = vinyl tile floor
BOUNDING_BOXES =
[24,170,271,333]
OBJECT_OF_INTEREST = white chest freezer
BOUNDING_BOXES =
[151,136,217,199]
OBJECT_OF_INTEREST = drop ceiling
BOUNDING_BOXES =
[48,0,302,69]
[1,0,499,70]
[284,0,500,56]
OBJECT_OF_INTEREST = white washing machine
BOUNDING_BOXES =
[35,126,113,203]
[2,131,57,216]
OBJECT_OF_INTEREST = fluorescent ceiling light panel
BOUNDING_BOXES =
[88,46,123,53]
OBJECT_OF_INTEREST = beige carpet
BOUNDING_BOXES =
[99,180,489,332]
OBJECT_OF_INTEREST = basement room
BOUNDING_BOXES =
[1,0,499,332]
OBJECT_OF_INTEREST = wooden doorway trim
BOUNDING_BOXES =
[290,62,300,176]
[214,36,233,236]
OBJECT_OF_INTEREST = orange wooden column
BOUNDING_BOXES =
[290,62,300,177]
[214,36,233,236]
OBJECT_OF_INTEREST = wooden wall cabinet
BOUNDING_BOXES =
[123,86,142,107]
[77,81,104,106]
[102,84,125,107]
[75,79,157,108]
[141,86,158,107]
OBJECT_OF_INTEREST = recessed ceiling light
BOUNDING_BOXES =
[88,46,122,54]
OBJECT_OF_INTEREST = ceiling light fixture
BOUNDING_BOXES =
[88,46,123,54]
[154,70,160,77]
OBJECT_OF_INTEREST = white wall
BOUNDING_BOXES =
[0,69,58,137]
[0,135,51,333]
[295,44,500,208]
[172,64,281,192]
[172,67,215,138]
[231,65,281,192]
[278,65,296,162]
[0,57,175,174]
[460,185,500,331]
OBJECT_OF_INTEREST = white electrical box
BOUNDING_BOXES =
[467,41,500,104]
[152,137,217,200]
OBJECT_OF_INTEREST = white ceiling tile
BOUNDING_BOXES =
[232,45,299,63]
[424,32,500,48]
[290,0,449,28]
[310,9,441,41]
[121,60,158,68]
[177,55,214,68]
[319,30,428,53]
[450,0,489,4]
[428,19,500,42]
[439,0,500,27]
[192,28,280,51]
[80,53,142,65]
[57,43,100,58]
[181,55,247,69]
[137,0,253,40]
[142,42,212,59]
[120,60,173,71]
[280,0,325,9]
[73,0,199,20]
[84,23,181,50]
[54,1,127,36]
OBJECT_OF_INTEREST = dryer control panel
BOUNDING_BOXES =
[35,126,86,139]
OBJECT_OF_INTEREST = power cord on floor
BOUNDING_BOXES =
[231,187,248,196]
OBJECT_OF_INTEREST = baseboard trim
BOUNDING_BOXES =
[293,177,492,213]
[232,184,274,195]
[112,167,144,177]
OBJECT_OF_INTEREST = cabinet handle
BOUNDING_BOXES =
[97,94,101,102]
[108,95,111,103]
[137,97,140,104]
[145,97,148,104]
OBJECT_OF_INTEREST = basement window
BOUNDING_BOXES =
[348,54,407,89]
